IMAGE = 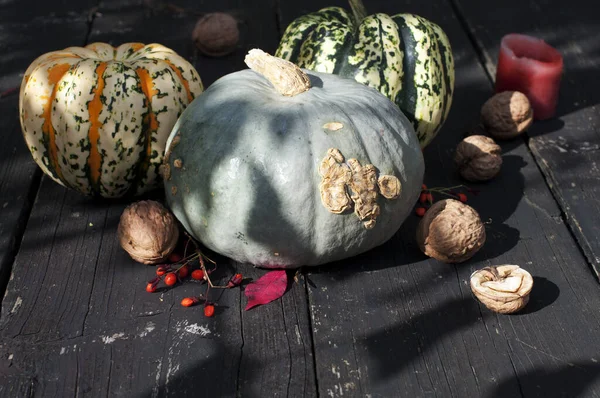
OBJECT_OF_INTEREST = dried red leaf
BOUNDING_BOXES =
[244,270,289,310]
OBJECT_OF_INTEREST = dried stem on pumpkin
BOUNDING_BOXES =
[244,49,311,97]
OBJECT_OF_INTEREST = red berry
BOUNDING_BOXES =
[227,273,244,288]
[168,252,182,263]
[415,207,426,217]
[177,265,189,279]
[164,272,178,286]
[181,297,199,307]
[146,283,157,293]
[191,269,205,280]
[419,192,427,203]
[204,304,215,317]
[426,193,433,203]
[421,184,427,190]
[458,193,468,203]
[156,266,168,276]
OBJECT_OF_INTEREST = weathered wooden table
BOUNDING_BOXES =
[1,0,600,396]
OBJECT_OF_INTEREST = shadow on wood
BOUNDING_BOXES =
[360,297,479,383]
[513,276,560,315]
[490,361,600,397]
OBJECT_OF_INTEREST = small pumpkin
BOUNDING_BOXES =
[163,49,424,268]
[19,42,203,198]
[275,0,455,148]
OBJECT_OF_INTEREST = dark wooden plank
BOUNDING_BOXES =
[0,0,97,23]
[0,3,97,91]
[0,5,94,306]
[0,180,316,397]
[278,0,600,396]
[451,0,600,280]
[92,0,281,87]
[238,276,316,396]
[0,1,316,396]
[0,98,40,306]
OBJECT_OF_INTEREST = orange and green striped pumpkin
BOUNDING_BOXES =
[19,42,203,198]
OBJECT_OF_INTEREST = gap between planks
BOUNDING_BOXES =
[0,0,103,306]
[445,0,600,283]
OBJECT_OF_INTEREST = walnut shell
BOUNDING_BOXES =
[481,91,533,139]
[118,200,179,264]
[454,135,502,182]
[416,199,485,263]
[470,265,533,314]
[192,12,239,57]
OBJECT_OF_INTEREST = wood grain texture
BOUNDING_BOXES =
[0,9,93,310]
[0,1,316,397]
[0,9,95,91]
[452,0,600,280]
[88,0,280,87]
[0,98,40,309]
[279,0,600,396]
[0,178,316,397]
[3,0,600,397]
[0,0,97,23]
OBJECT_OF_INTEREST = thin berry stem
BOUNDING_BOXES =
[183,235,192,258]
[0,86,18,99]
[197,252,229,289]
[185,233,228,289]
[425,184,467,193]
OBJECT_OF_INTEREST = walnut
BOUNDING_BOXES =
[481,91,533,139]
[416,199,485,263]
[192,13,239,57]
[470,265,533,313]
[118,200,179,264]
[454,135,502,182]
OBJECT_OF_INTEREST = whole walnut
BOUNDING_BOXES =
[192,13,239,57]
[416,199,486,263]
[481,91,533,139]
[454,135,502,182]
[118,200,179,264]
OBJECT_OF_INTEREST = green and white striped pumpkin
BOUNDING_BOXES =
[19,42,203,198]
[275,0,454,148]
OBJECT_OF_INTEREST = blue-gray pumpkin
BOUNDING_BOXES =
[163,50,424,268]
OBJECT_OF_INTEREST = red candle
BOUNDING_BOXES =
[495,33,563,120]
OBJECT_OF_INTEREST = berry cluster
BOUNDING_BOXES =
[145,244,243,317]
[415,184,473,217]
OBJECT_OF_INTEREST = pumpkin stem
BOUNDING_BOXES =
[348,0,368,24]
[244,49,311,97]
